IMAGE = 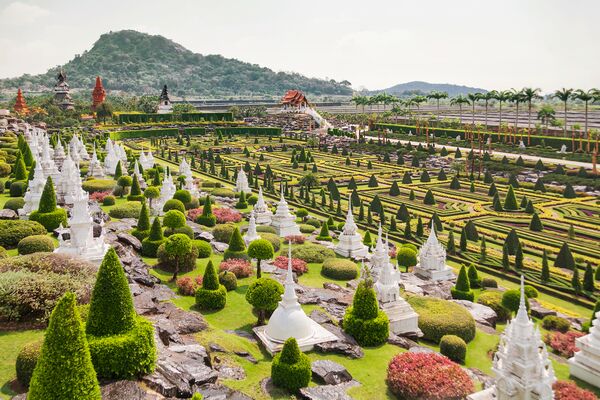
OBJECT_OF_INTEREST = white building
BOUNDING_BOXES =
[334,197,369,259]
[413,222,454,281]
[569,311,600,389]
[253,187,272,225]
[270,187,301,237]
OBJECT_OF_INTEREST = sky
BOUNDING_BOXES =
[0,0,599,93]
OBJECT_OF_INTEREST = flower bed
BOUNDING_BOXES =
[219,258,253,278]
[544,331,584,358]
[273,256,308,275]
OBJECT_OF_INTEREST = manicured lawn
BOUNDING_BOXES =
[0,330,44,400]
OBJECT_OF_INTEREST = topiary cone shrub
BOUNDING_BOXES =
[315,220,332,241]
[86,248,156,379]
[386,352,473,399]
[503,185,519,211]
[554,241,575,270]
[127,174,144,202]
[439,334,467,363]
[29,177,67,232]
[141,217,165,257]
[196,195,216,227]
[343,279,389,346]
[223,226,248,260]
[423,189,436,205]
[271,337,311,392]
[195,260,227,310]
[27,292,102,400]
[235,191,248,209]
[131,202,151,241]
[451,265,474,301]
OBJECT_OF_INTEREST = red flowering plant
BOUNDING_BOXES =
[284,235,305,244]
[176,275,203,296]
[544,331,584,358]
[273,256,308,275]
[213,207,242,223]
[553,380,597,400]
[219,258,253,278]
[89,191,111,202]
[187,208,202,221]
[386,352,474,400]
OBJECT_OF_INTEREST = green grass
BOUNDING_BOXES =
[0,330,44,400]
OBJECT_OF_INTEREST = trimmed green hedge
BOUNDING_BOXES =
[17,235,55,255]
[215,127,281,136]
[407,295,476,343]
[183,127,206,136]
[16,340,42,387]
[109,129,178,140]
[322,258,358,280]
[108,202,142,219]
[115,112,232,124]
[439,334,467,363]
[29,209,67,232]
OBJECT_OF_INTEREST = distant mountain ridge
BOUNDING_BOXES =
[368,81,488,97]
[0,30,352,98]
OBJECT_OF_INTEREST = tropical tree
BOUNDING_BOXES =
[521,88,542,145]
[481,92,494,131]
[427,91,448,114]
[467,93,482,126]
[491,90,512,140]
[553,88,574,138]
[574,89,596,151]
[509,89,526,142]
[537,105,556,135]
[450,95,470,124]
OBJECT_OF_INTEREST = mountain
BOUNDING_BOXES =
[0,30,352,98]
[368,81,487,97]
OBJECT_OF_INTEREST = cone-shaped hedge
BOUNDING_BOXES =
[450,176,461,190]
[583,265,595,292]
[343,280,389,346]
[525,200,535,214]
[197,195,216,226]
[397,203,409,222]
[529,212,544,231]
[86,248,136,336]
[505,229,520,255]
[488,182,497,196]
[402,172,412,184]
[563,183,576,199]
[423,189,436,205]
[368,174,378,187]
[420,171,431,182]
[28,293,101,400]
[38,176,57,213]
[142,217,165,257]
[14,155,27,181]
[503,185,519,211]
[540,249,550,282]
[493,193,503,211]
[459,228,468,252]
[389,181,400,196]
[137,202,150,231]
[130,174,142,196]
[447,231,456,254]
[437,169,447,181]
[534,178,546,192]
[451,265,474,301]
[114,161,123,179]
[515,242,524,269]
[196,260,227,310]
[30,176,67,231]
[271,337,311,391]
[316,220,332,241]
[572,268,581,293]
[554,241,575,269]
[416,217,424,237]
[235,191,248,209]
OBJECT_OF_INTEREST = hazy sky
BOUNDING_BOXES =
[0,0,598,93]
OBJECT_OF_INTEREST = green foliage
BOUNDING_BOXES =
[503,185,519,210]
[157,241,198,274]
[38,177,57,213]
[102,195,116,206]
[235,191,248,209]
[195,261,227,310]
[389,181,400,196]
[114,161,123,179]
[163,198,185,213]
[423,189,435,205]
[343,280,389,346]
[13,155,27,181]
[477,291,510,322]
[245,277,284,324]
[291,243,335,263]
[450,176,461,190]
[467,264,481,289]
[583,265,595,292]
[163,234,194,279]
[322,258,358,280]
[541,249,550,282]
[501,289,529,314]
[219,271,238,291]
[29,208,67,232]
[194,239,212,258]
[542,315,571,333]
[247,238,274,260]
[82,179,117,193]
[224,227,247,260]
[141,218,165,257]
[173,189,192,204]
[197,195,216,226]
[554,241,575,269]
[451,265,474,301]
[108,201,142,219]
[163,209,186,229]
[17,235,54,255]
[396,247,417,270]
[529,212,543,231]
[439,335,467,363]
[368,174,378,187]
[407,296,476,343]
[316,220,332,241]
[27,293,101,400]
[16,340,42,388]
[3,197,25,211]
[563,183,576,198]
[271,338,311,391]
[9,180,26,197]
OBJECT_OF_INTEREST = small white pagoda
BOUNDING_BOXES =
[244,211,261,245]
[153,170,176,215]
[138,149,151,170]
[179,157,192,178]
[39,139,60,183]
[334,197,369,259]
[369,224,388,279]
[235,168,252,194]
[254,246,338,354]
[569,311,600,388]
[87,145,105,179]
[53,140,66,169]
[145,149,155,168]
[413,222,454,281]
[373,233,421,336]
[56,150,83,205]
[54,183,109,264]
[270,186,301,237]
[19,161,46,217]
[103,141,120,175]
[468,276,556,400]
[133,161,146,189]
[253,187,272,225]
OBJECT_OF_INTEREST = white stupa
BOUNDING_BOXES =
[153,170,176,215]
[244,211,261,245]
[335,196,369,259]
[53,139,66,169]
[87,145,105,178]
[145,149,155,168]
[413,222,454,281]
[138,149,150,170]
[54,184,109,264]
[569,311,600,388]
[270,186,301,237]
[235,168,252,194]
[254,245,338,354]
[19,161,46,217]
[133,161,146,189]
[373,233,421,336]
[56,149,83,205]
[369,224,388,279]
[39,139,60,183]
[253,187,272,225]
[179,157,192,179]
[103,141,120,175]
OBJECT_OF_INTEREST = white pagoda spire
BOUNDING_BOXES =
[253,186,272,225]
[413,219,454,281]
[569,309,600,388]
[235,167,252,194]
[335,195,369,258]
[270,182,300,237]
[244,210,261,244]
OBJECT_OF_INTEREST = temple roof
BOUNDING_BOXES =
[281,90,310,107]
[159,85,170,102]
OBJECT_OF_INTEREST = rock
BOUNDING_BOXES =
[529,300,557,319]
[155,317,183,346]
[157,302,208,334]
[0,209,18,219]
[311,360,353,385]
[134,291,159,315]
[105,219,137,233]
[234,350,257,364]
[409,346,436,354]
[214,364,246,380]
[129,283,144,296]
[467,368,495,389]
[452,300,497,328]
[388,333,419,349]
[196,383,253,400]
[92,223,103,238]
[209,343,227,353]
[198,231,214,242]
[211,241,228,253]
[187,221,205,239]
[225,329,258,343]
[117,232,142,251]
[299,380,360,400]
[100,380,149,400]
[315,323,364,359]
[310,309,333,324]
[323,282,344,291]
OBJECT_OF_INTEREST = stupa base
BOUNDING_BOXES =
[413,264,455,281]
[54,242,110,264]
[254,322,338,355]
[569,356,600,389]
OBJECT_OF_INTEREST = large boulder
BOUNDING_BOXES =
[315,323,364,359]
[452,299,498,328]
[311,360,353,385]
[299,380,360,400]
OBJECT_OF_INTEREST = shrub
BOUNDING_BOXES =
[194,240,212,258]
[481,277,498,288]
[212,223,236,243]
[524,285,539,298]
[141,218,165,257]
[176,276,201,296]
[477,291,511,322]
[173,189,192,204]
[247,238,275,278]
[407,295,476,343]
[10,180,26,197]
[163,199,186,213]
[29,209,67,232]
[27,293,102,400]
[553,380,597,400]
[213,207,242,223]
[440,334,467,363]
[0,253,95,322]
[195,261,227,310]
[17,235,54,255]
[219,258,253,278]
[16,340,42,387]
[316,221,332,241]
[245,277,283,325]
[3,197,24,211]
[273,256,308,275]
[219,271,238,291]
[157,242,198,274]
[386,352,473,399]
[542,315,571,333]
[258,232,281,252]
[343,280,389,346]
[502,289,529,314]
[322,258,358,280]
[299,224,316,233]
[223,226,247,260]
[82,179,117,193]
[396,246,417,271]
[256,225,277,234]
[108,201,142,219]
[291,243,335,263]
[102,195,116,206]
[544,331,584,357]
[211,188,235,198]
[451,265,474,301]
[305,218,321,229]
[271,337,311,391]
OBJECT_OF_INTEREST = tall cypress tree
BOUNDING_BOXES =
[446,231,456,254]
[572,268,582,293]
[540,249,550,283]
[529,212,544,231]
[13,155,27,181]
[502,243,510,271]
[503,185,519,210]
[515,242,524,270]
[416,217,424,237]
[554,241,575,269]
[38,177,57,213]
[136,202,150,231]
[583,265,595,292]
[459,227,468,252]
[114,160,123,179]
[480,235,487,261]
[404,217,412,239]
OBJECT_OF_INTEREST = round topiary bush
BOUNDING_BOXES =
[477,290,511,322]
[245,277,284,324]
[502,289,529,315]
[258,232,281,252]
[387,352,474,399]
[212,223,236,243]
[194,240,212,258]
[173,189,192,204]
[271,337,311,391]
[17,235,55,255]
[82,179,117,193]
[305,218,321,229]
[10,181,26,197]
[108,202,142,219]
[102,195,116,206]
[524,285,539,298]
[29,209,67,232]
[16,340,42,387]
[299,224,316,234]
[439,334,467,363]
[195,261,227,310]
[291,243,335,263]
[3,197,25,211]
[163,199,186,214]
[256,225,277,234]
[211,188,235,198]
[481,277,498,288]
[157,242,198,274]
[407,295,476,343]
[542,315,571,333]
[322,258,358,280]
[0,220,46,248]
[219,271,237,291]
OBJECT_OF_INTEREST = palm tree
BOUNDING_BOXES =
[351,95,367,113]
[450,95,470,125]
[481,92,494,132]
[491,90,511,140]
[467,93,482,126]
[509,89,526,143]
[537,105,556,135]
[521,88,542,146]
[427,91,448,114]
[553,88,574,138]
[574,89,596,152]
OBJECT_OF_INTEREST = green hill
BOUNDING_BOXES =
[0,30,352,98]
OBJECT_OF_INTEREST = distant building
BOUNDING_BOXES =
[54,69,75,111]
[13,88,29,115]
[91,76,106,111]
[157,85,173,114]
[281,89,310,111]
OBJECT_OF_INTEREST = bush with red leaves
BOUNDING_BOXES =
[273,256,308,275]
[387,352,474,400]
[553,380,597,400]
[544,331,584,358]
[187,208,202,221]
[284,235,306,244]
[219,258,253,278]
[89,191,112,202]
[213,207,242,223]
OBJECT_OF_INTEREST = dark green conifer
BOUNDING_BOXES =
[541,249,550,283]
[389,181,400,196]
[583,265,595,292]
[529,212,544,231]
[416,217,424,237]
[503,185,519,210]
[459,227,468,252]
[446,231,456,254]
[555,242,575,269]
[423,189,436,205]
[563,183,576,199]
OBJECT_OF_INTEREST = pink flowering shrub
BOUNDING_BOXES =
[219,258,253,278]
[388,246,397,258]
[176,275,203,296]
[213,207,242,223]
[553,381,597,400]
[187,208,202,221]
[89,191,111,202]
[387,352,474,399]
[284,235,305,244]
[544,331,584,358]
[273,256,308,275]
